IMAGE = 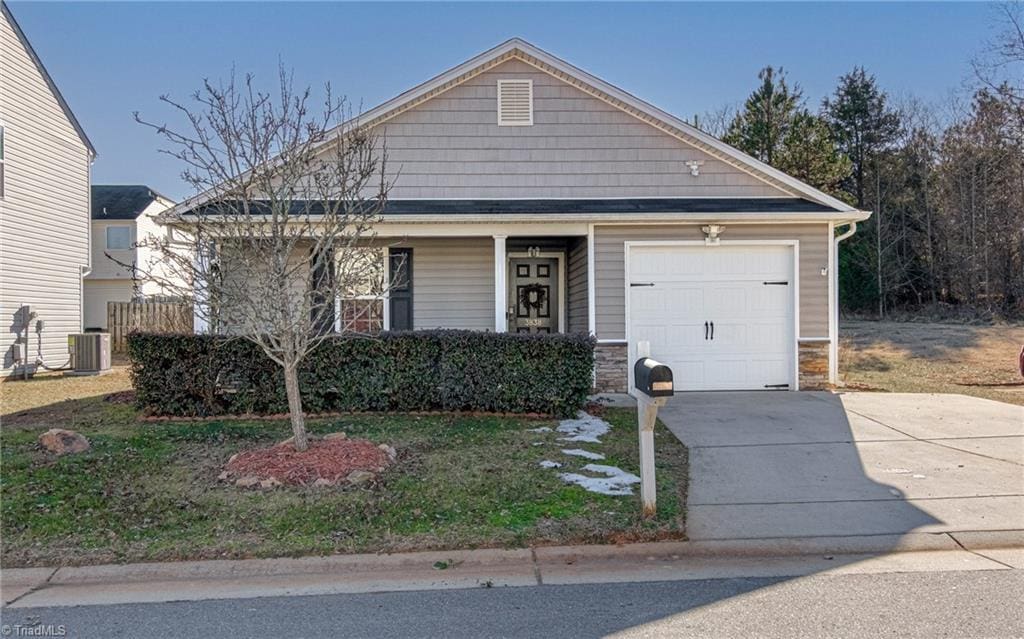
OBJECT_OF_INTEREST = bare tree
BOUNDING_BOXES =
[973,2,1024,141]
[128,68,391,451]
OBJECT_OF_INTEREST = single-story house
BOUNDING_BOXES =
[177,38,869,394]
[84,185,177,330]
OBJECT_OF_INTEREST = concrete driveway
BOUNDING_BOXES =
[658,392,1024,542]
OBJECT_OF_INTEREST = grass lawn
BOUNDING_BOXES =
[0,371,688,567]
[841,320,1024,406]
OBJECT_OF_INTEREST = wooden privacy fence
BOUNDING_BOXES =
[107,301,193,353]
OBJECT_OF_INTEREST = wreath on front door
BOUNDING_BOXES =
[518,283,548,311]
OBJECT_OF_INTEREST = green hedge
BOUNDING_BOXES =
[127,330,595,418]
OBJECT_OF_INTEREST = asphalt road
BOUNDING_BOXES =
[4,570,1022,638]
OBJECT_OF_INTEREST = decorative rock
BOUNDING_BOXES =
[324,432,348,440]
[259,477,282,489]
[378,444,397,460]
[227,454,239,464]
[235,476,260,488]
[312,477,335,488]
[217,471,230,481]
[346,470,374,485]
[38,429,90,455]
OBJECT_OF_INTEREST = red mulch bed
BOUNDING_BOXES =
[225,438,391,486]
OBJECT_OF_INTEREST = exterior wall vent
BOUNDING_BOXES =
[497,79,533,126]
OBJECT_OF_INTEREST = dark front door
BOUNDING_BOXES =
[508,257,559,334]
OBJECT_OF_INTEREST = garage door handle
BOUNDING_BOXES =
[630,282,655,287]
[704,321,709,340]
[710,321,714,340]
[763,281,789,286]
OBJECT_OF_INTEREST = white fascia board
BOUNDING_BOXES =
[377,211,872,225]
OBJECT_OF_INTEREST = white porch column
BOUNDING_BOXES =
[493,235,507,332]
[193,242,211,334]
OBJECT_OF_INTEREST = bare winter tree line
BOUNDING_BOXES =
[697,3,1024,320]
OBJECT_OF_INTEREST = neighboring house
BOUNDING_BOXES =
[178,39,870,394]
[85,185,176,330]
[0,2,95,374]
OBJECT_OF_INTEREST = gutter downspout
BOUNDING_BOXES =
[830,222,858,384]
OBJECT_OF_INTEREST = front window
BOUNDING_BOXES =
[337,247,385,333]
[106,225,132,250]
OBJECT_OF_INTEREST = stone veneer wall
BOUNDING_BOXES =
[594,341,832,393]
[798,341,830,390]
[594,343,628,393]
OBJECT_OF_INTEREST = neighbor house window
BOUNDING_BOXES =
[106,225,132,250]
[337,247,385,333]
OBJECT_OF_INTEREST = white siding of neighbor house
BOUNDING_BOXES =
[593,224,831,339]
[364,59,789,199]
[88,220,135,280]
[83,280,133,330]
[87,198,180,297]
[0,9,91,372]
[388,237,495,331]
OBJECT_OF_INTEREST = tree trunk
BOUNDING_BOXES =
[283,364,309,451]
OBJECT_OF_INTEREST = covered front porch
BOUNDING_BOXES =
[372,225,591,337]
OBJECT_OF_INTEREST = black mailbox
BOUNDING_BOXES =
[634,357,674,397]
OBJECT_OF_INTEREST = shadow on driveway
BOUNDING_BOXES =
[660,390,1023,541]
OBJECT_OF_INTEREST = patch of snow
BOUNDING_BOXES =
[559,464,640,496]
[527,426,552,433]
[561,448,606,460]
[539,460,563,469]
[557,412,611,444]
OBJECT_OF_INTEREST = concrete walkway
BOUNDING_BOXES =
[659,391,1024,542]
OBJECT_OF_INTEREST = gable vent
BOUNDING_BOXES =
[497,80,533,126]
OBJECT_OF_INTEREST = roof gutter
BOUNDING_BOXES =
[830,220,861,383]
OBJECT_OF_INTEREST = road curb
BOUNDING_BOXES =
[3,531,1021,608]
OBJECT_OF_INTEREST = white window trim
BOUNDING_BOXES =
[105,224,133,250]
[497,79,533,126]
[334,247,387,333]
[623,239,800,394]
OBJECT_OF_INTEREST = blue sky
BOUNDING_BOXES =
[10,1,997,200]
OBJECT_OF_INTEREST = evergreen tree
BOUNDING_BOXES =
[724,66,802,165]
[775,111,852,196]
[823,67,901,208]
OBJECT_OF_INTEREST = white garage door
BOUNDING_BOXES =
[627,243,796,391]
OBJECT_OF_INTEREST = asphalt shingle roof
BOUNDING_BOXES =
[91,185,167,220]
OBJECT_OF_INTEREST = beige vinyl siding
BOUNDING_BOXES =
[0,10,91,372]
[389,238,494,331]
[83,280,134,330]
[368,59,789,199]
[594,224,830,339]
[566,237,588,333]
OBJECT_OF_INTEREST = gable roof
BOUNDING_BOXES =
[175,38,866,218]
[2,1,95,157]
[327,38,859,214]
[92,185,171,220]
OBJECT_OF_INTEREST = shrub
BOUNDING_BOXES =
[127,330,595,418]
